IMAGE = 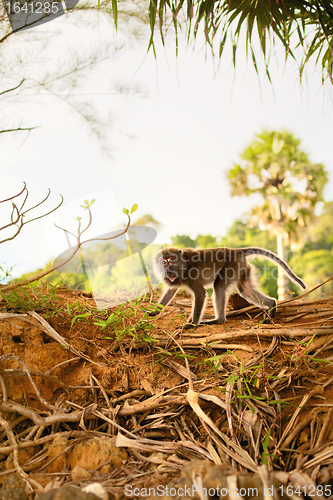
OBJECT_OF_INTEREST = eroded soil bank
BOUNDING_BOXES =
[0,288,333,499]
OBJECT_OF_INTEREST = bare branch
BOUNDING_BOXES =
[53,223,77,239]
[0,78,25,96]
[24,193,64,226]
[79,207,93,238]
[0,183,134,291]
[22,188,51,216]
[0,126,40,134]
[0,220,24,245]
[17,188,29,215]
[0,190,63,245]
[10,203,19,224]
[0,182,26,204]
[0,207,132,291]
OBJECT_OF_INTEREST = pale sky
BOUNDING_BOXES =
[1,10,333,278]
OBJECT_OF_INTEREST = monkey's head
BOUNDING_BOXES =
[153,248,184,285]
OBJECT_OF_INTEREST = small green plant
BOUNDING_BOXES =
[285,335,319,371]
[70,312,92,330]
[0,264,16,283]
[261,429,272,464]
[0,283,56,312]
[122,204,138,216]
[145,303,165,314]
[202,353,227,373]
[93,299,157,344]
[45,283,57,299]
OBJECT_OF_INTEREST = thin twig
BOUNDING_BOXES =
[0,79,26,96]
[0,126,40,134]
[0,182,26,204]
[0,400,83,427]
[0,373,8,401]
[277,386,324,449]
[0,188,62,245]
[1,207,131,291]
[316,408,333,447]
[279,410,315,449]
[46,357,81,374]
[0,430,102,455]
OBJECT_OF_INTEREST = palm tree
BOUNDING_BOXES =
[141,0,333,84]
[228,130,328,299]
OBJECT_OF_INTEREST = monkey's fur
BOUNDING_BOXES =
[150,247,306,327]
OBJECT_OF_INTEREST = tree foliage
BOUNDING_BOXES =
[228,130,328,239]
[170,234,198,248]
[166,205,333,299]
[195,234,219,249]
[219,219,279,298]
[228,129,328,299]
[3,0,332,85]
[0,1,147,146]
[291,248,333,296]
[302,201,333,252]
[144,0,333,84]
[219,219,276,249]
[291,200,333,296]
[133,214,161,229]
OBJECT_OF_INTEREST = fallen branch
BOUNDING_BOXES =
[279,410,315,449]
[116,394,188,416]
[277,386,325,449]
[0,417,43,490]
[0,430,101,455]
[245,336,279,368]
[0,400,83,427]
[278,274,333,307]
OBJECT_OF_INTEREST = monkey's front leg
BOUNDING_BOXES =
[148,287,179,317]
[184,284,206,328]
[197,284,229,325]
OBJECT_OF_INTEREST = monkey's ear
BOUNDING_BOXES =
[178,249,184,261]
[181,249,191,261]
[154,250,163,261]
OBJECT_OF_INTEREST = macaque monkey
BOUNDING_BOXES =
[149,247,306,327]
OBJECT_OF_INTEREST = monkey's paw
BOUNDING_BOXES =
[147,310,159,317]
[183,323,200,330]
[262,315,275,324]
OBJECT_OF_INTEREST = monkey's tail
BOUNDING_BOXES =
[242,247,306,289]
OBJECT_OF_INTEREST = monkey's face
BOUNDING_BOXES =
[154,248,183,285]
[163,255,179,284]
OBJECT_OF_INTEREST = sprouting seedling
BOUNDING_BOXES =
[71,200,96,223]
[81,199,96,210]
[1,198,138,292]
[122,203,138,216]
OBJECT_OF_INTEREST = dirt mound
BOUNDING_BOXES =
[0,287,333,498]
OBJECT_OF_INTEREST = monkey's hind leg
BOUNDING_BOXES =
[199,270,232,325]
[237,268,277,324]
